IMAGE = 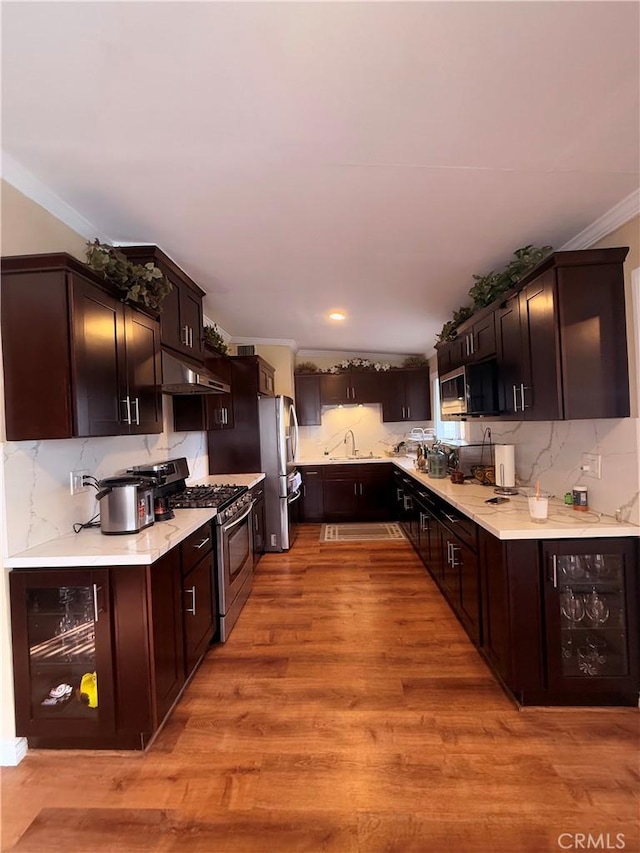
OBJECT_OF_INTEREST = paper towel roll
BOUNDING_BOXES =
[495,444,516,488]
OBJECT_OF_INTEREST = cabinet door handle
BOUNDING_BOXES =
[550,554,558,588]
[520,384,529,410]
[223,407,228,425]
[403,495,413,510]
[132,397,140,426]
[185,585,196,615]
[354,483,358,496]
[406,406,411,419]
[450,544,461,567]
[181,325,190,346]
[121,397,132,425]
[359,483,363,496]
[401,406,405,419]
[469,334,475,355]
[194,537,210,550]
[420,512,430,532]
[465,335,470,357]
[302,484,306,497]
[92,584,101,622]
[512,385,519,412]
[351,387,356,400]
[446,541,452,565]
[396,488,404,501]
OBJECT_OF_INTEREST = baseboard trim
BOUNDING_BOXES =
[0,736,28,766]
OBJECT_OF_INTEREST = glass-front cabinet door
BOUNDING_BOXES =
[542,539,639,703]
[10,569,116,738]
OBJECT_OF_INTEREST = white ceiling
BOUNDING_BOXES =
[2,2,639,355]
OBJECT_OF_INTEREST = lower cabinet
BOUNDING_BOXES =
[399,472,639,706]
[9,522,217,750]
[300,468,324,522]
[322,464,392,521]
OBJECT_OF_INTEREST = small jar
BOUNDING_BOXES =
[572,485,589,511]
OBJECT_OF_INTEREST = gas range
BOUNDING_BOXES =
[169,483,251,524]
[127,458,250,524]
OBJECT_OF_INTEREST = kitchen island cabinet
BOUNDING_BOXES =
[1,254,162,440]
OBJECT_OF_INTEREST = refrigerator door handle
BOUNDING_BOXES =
[290,403,299,462]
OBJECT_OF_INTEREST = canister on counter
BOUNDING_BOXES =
[572,485,589,511]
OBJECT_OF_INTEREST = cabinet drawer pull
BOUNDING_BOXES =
[450,544,461,567]
[185,585,196,615]
[443,512,460,524]
[420,512,430,532]
[194,537,210,550]
[396,488,404,501]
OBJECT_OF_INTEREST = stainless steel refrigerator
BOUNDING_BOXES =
[258,395,302,551]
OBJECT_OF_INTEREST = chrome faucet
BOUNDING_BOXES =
[344,429,357,457]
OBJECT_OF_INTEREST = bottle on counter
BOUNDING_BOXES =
[572,485,589,511]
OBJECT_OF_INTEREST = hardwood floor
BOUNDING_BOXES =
[2,524,637,852]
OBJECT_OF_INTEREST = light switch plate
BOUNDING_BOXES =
[581,453,602,480]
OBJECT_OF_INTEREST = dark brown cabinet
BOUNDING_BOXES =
[381,369,431,423]
[120,246,205,362]
[294,374,322,426]
[494,248,629,420]
[9,528,218,750]
[399,472,639,706]
[323,463,392,521]
[1,254,162,440]
[320,371,382,405]
[541,538,638,705]
[207,355,276,474]
[9,569,117,743]
[299,468,325,522]
[437,313,496,376]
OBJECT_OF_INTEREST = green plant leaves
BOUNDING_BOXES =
[85,239,172,310]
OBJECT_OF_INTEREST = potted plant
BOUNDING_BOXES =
[85,239,172,311]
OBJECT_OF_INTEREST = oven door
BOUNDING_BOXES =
[440,367,468,417]
[217,501,254,616]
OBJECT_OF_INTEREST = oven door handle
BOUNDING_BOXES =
[287,488,302,504]
[219,501,255,534]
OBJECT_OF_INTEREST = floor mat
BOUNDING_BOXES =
[320,522,407,542]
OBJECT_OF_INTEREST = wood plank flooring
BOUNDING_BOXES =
[2,525,638,852]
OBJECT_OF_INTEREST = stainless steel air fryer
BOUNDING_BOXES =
[96,476,155,535]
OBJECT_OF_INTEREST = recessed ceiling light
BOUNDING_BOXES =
[329,311,346,321]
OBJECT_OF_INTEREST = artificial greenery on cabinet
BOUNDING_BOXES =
[437,244,552,343]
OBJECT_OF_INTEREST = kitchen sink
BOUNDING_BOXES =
[328,454,383,461]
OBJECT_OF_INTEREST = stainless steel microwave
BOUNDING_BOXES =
[439,362,499,418]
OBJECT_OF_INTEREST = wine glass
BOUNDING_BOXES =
[560,555,585,581]
[584,589,609,626]
[560,588,585,625]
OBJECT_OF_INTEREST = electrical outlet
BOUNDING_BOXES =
[581,453,602,480]
[270,534,277,547]
[70,469,90,495]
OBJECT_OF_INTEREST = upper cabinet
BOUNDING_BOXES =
[438,247,630,422]
[119,246,205,363]
[319,371,381,405]
[1,254,162,440]
[232,355,275,396]
[173,349,234,432]
[495,248,630,420]
[294,374,322,426]
[381,368,431,423]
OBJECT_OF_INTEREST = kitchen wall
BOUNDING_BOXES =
[0,182,209,762]
[298,404,433,461]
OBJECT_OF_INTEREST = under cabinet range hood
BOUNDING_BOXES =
[161,351,230,395]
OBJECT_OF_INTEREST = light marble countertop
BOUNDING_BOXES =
[5,472,267,568]
[298,456,639,540]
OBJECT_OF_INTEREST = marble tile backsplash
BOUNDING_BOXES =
[297,404,434,461]
[465,418,639,525]
[2,398,208,556]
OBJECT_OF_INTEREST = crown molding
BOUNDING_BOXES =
[560,189,640,250]
[1,151,111,243]
[232,335,298,350]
